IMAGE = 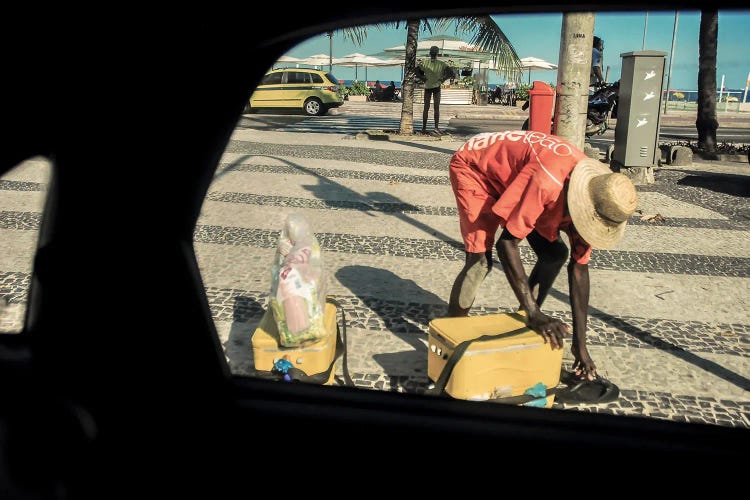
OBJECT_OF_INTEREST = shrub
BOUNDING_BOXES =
[348,81,370,96]
[459,75,475,88]
[515,83,532,101]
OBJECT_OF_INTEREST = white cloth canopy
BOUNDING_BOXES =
[519,56,558,83]
[333,53,405,67]
[333,53,404,80]
[383,35,499,68]
[273,55,303,68]
[296,53,332,67]
[519,56,558,71]
[332,53,372,65]
[277,55,303,63]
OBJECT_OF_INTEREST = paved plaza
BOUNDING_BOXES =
[2,102,748,428]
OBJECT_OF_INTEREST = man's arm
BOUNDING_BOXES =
[415,64,426,82]
[567,259,596,379]
[593,65,604,85]
[496,228,568,349]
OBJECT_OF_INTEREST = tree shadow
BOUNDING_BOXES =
[335,265,448,383]
[547,288,750,392]
[362,191,462,247]
[212,154,252,180]
[676,174,750,198]
[276,155,463,246]
[386,138,463,155]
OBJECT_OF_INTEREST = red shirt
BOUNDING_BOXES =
[451,131,592,264]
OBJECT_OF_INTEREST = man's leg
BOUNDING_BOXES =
[525,230,568,306]
[433,89,441,132]
[447,250,493,316]
[422,88,432,133]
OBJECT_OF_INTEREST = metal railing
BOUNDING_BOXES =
[663,90,747,112]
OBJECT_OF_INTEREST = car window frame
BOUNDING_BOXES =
[3,5,747,486]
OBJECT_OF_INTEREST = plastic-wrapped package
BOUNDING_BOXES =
[269,214,328,347]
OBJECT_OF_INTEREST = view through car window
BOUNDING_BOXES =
[0,157,52,334]
[192,10,749,428]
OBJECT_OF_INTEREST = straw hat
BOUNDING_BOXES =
[567,158,638,249]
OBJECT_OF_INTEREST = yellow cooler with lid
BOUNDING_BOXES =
[427,311,563,407]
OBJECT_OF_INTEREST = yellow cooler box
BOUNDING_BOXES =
[251,300,340,385]
[427,312,563,407]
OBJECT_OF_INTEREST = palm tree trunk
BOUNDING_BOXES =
[696,10,719,153]
[399,19,420,135]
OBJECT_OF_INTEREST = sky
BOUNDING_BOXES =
[285,9,750,94]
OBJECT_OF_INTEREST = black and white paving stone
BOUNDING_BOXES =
[2,134,748,431]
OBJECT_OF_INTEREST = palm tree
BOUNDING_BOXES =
[330,16,522,135]
[395,17,522,134]
[696,10,719,154]
[399,19,421,134]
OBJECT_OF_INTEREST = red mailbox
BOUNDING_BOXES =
[528,81,555,135]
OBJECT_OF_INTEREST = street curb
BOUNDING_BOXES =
[450,113,750,129]
[355,130,455,141]
[352,128,749,165]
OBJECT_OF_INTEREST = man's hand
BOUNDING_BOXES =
[571,343,597,381]
[527,310,569,350]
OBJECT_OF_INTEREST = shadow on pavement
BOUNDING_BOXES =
[335,265,447,381]
[212,154,251,180]
[547,288,750,392]
[225,294,267,376]
[677,174,750,197]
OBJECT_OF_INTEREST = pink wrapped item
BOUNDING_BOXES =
[268,214,328,347]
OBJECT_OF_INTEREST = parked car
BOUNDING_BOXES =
[247,67,343,116]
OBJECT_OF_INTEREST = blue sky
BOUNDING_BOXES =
[286,9,750,93]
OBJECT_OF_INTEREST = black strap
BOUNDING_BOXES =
[485,387,560,406]
[253,297,354,387]
[425,312,556,405]
[326,296,354,387]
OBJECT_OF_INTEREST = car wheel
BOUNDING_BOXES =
[521,118,529,130]
[304,98,324,116]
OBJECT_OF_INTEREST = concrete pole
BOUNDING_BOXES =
[664,12,679,115]
[553,12,595,150]
[328,32,333,74]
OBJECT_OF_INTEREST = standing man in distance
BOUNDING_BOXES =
[590,36,604,88]
[417,46,453,136]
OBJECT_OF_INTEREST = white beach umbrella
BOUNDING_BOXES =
[519,57,558,84]
[334,53,404,81]
[274,55,303,68]
[297,53,333,68]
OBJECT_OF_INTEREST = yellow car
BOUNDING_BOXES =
[248,68,344,116]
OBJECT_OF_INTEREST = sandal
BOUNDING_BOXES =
[556,372,620,404]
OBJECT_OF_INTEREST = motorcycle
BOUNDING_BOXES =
[585,80,619,136]
[521,80,619,138]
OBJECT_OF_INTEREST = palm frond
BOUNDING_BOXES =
[336,25,370,45]
[430,16,523,82]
